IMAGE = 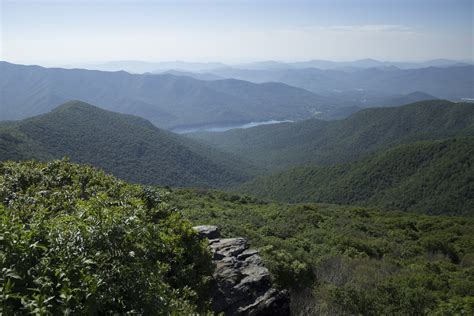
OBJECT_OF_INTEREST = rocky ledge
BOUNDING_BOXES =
[193,225,290,316]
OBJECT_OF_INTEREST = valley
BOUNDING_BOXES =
[190,100,474,169]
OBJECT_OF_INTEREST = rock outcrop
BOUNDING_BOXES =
[193,225,290,315]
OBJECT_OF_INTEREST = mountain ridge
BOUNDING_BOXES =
[237,137,474,216]
[190,100,474,170]
[0,61,333,128]
[0,100,255,187]
[206,65,473,99]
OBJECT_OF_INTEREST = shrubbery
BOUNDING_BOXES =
[169,188,474,315]
[0,160,213,314]
[2,159,473,315]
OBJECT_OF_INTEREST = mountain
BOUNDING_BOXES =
[67,59,472,73]
[288,58,472,70]
[238,137,474,215]
[156,69,224,81]
[0,61,333,128]
[67,60,227,73]
[290,58,384,69]
[317,90,438,114]
[190,100,474,169]
[380,91,438,107]
[0,101,255,187]
[314,105,363,120]
[233,60,293,70]
[206,65,474,100]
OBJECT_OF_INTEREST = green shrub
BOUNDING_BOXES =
[261,247,314,289]
[431,296,474,315]
[168,188,474,315]
[0,159,213,314]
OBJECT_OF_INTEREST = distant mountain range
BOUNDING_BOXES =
[63,59,474,101]
[1,61,463,129]
[0,62,333,128]
[234,58,473,70]
[66,58,472,73]
[156,70,224,81]
[238,137,474,216]
[206,65,474,100]
[191,100,474,169]
[67,60,227,73]
[0,101,255,187]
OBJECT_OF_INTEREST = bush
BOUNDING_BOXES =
[261,247,314,289]
[431,296,474,315]
[0,160,213,314]
[167,188,474,315]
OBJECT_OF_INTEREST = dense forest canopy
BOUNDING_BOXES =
[238,137,474,216]
[191,100,474,170]
[0,101,254,188]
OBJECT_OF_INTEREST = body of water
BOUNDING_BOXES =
[173,120,293,134]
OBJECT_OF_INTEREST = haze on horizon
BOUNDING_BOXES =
[0,0,473,67]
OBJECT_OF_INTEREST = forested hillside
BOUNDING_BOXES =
[191,100,474,170]
[0,101,254,187]
[238,137,474,215]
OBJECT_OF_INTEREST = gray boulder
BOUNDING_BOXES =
[193,226,290,315]
[194,225,221,239]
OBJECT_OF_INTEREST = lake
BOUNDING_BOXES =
[172,120,293,134]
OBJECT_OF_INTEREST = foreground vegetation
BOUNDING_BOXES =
[168,189,474,315]
[1,160,473,315]
[0,160,213,314]
[238,137,474,216]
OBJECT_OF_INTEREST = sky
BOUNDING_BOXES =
[0,0,472,66]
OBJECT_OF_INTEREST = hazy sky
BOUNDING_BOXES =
[1,0,472,66]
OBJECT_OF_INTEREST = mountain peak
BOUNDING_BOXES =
[52,100,98,111]
[405,91,437,98]
[357,58,379,62]
[3,101,251,187]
